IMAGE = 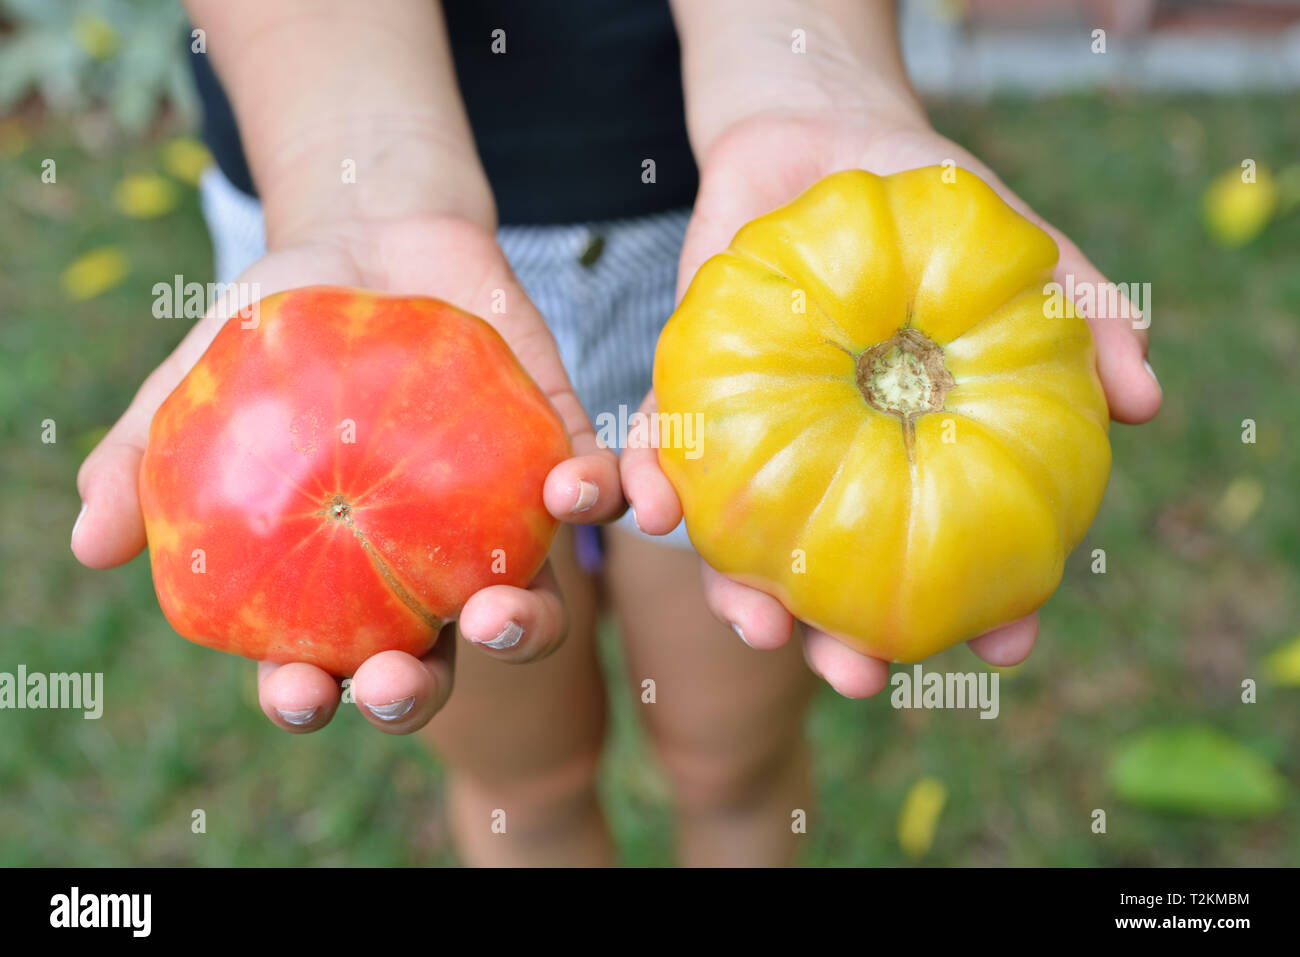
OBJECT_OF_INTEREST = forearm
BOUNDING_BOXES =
[186,0,493,246]
[669,0,927,160]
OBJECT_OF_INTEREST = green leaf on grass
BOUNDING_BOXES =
[1110,725,1287,819]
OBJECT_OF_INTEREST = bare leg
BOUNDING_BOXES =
[603,527,818,866]
[420,526,610,866]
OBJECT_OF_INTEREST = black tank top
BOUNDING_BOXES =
[189,0,699,224]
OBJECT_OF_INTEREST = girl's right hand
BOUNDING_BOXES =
[72,215,624,734]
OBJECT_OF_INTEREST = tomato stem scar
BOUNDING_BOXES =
[855,328,953,421]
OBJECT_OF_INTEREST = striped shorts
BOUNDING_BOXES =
[198,166,695,551]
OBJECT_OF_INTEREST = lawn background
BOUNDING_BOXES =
[1,91,1297,866]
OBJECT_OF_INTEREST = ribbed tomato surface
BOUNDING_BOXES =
[655,168,1111,662]
[139,286,569,676]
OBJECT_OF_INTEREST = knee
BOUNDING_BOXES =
[451,742,604,829]
[651,725,809,812]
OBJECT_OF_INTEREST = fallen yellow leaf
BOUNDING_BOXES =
[1212,476,1264,533]
[61,247,130,301]
[1203,165,1279,247]
[113,174,179,219]
[898,776,947,858]
[161,137,214,188]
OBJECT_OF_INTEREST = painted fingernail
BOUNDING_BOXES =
[71,502,87,549]
[481,620,524,650]
[364,696,415,722]
[276,706,319,726]
[572,480,598,514]
[1143,358,1161,394]
[731,622,754,648]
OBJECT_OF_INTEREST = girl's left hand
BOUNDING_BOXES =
[621,112,1162,698]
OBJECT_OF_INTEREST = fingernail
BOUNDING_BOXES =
[276,706,318,726]
[631,507,643,532]
[1143,358,1161,394]
[364,696,415,722]
[731,622,754,648]
[572,480,598,514]
[71,502,87,549]
[480,620,524,650]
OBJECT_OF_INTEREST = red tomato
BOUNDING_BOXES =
[138,286,569,677]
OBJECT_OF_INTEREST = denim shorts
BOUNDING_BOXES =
[198,166,695,553]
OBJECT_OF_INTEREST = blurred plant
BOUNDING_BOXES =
[0,0,194,132]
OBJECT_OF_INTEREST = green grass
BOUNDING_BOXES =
[1,93,1297,866]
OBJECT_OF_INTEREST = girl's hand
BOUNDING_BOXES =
[73,215,624,733]
[621,111,1161,698]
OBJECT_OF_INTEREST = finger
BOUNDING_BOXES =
[919,151,1161,426]
[544,450,625,523]
[619,390,684,535]
[418,262,630,525]
[72,351,201,569]
[802,629,892,699]
[1052,242,1162,425]
[71,271,282,569]
[257,660,342,733]
[527,354,624,525]
[457,562,567,663]
[543,389,625,523]
[966,613,1039,667]
[352,630,455,734]
[675,159,786,303]
[952,155,1160,426]
[699,560,795,650]
[676,202,734,304]
[72,439,147,569]
[373,222,618,520]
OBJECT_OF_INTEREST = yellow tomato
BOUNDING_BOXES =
[654,167,1111,662]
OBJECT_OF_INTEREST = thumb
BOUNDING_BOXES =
[72,341,205,569]
[72,286,257,568]
[1051,240,1162,425]
[72,438,147,569]
[71,251,361,569]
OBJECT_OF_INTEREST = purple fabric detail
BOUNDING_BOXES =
[574,524,604,575]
